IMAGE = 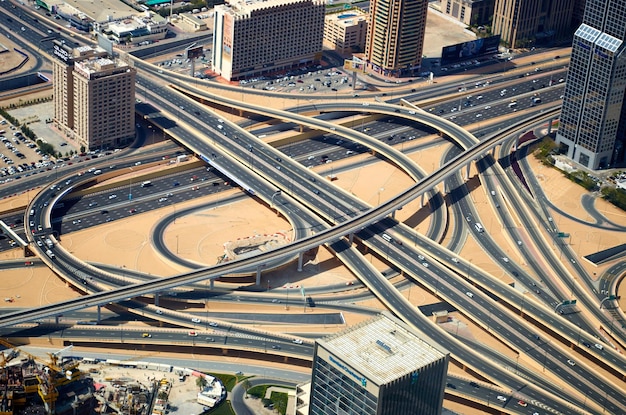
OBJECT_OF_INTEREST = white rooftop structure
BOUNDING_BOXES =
[318,313,447,385]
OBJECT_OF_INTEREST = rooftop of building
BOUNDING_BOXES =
[219,0,323,15]
[318,313,448,385]
[74,55,129,77]
[325,9,368,25]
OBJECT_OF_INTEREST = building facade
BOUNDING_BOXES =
[302,313,449,415]
[365,0,429,77]
[556,0,626,169]
[492,0,575,48]
[439,0,494,27]
[52,43,136,150]
[212,0,325,81]
[323,10,368,55]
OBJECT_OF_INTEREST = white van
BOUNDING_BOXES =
[141,181,152,187]
[382,233,392,242]
[474,223,484,233]
[508,102,518,108]
[93,169,102,175]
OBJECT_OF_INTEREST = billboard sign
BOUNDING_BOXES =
[185,45,204,60]
[440,35,501,66]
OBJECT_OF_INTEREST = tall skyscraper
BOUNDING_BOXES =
[365,0,429,77]
[212,0,325,81]
[556,0,626,169]
[492,0,576,48]
[52,43,136,151]
[302,313,449,415]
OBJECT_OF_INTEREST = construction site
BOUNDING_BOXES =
[0,340,220,415]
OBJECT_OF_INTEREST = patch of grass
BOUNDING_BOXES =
[207,399,236,415]
[207,373,237,392]
[270,391,289,415]
[247,384,267,399]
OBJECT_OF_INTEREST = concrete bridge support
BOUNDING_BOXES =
[465,162,471,180]
[97,305,101,323]
[154,293,159,307]
[256,265,263,285]
[297,252,304,272]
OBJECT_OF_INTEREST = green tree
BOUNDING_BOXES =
[80,145,86,154]
[242,378,251,398]
[196,376,207,390]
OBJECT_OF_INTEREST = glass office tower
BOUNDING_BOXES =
[556,0,626,169]
[306,313,449,415]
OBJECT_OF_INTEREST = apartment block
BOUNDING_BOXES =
[323,10,368,55]
[365,0,429,77]
[556,0,626,169]
[212,0,325,81]
[52,43,136,150]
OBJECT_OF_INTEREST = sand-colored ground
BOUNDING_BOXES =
[2,60,626,414]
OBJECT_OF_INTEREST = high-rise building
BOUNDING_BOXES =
[556,0,626,169]
[212,0,325,81]
[52,43,136,150]
[492,0,575,48]
[365,0,429,77]
[302,312,449,415]
[439,0,494,27]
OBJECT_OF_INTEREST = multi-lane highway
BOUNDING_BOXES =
[3,3,626,413]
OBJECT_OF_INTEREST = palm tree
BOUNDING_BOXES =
[196,376,207,390]
[242,379,251,398]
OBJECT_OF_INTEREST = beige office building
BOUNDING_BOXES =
[492,0,575,48]
[439,0,494,27]
[212,0,325,81]
[365,0,428,77]
[323,10,368,55]
[52,43,136,150]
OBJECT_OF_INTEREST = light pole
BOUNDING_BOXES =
[271,190,281,214]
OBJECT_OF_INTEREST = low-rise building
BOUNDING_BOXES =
[323,10,368,55]
[94,12,168,44]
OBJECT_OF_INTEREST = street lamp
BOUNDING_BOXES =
[271,190,281,214]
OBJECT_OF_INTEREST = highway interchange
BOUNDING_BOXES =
[1,2,626,414]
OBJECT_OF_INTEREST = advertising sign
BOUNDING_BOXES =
[440,35,501,66]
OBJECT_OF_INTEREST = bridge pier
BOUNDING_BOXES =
[491,146,497,156]
[391,210,396,220]
[55,316,60,324]
[348,233,354,244]
[256,265,263,285]
[96,305,101,323]
[420,193,425,208]
[297,252,304,272]
[465,162,471,180]
[154,293,159,307]
[209,279,214,290]
[547,117,554,134]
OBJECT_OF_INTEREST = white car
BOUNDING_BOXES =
[158,197,168,202]
[191,318,201,323]
[484,105,491,110]
[208,322,218,327]
[502,257,509,263]
[567,359,576,366]
[476,113,482,118]
[496,395,507,402]
[292,339,303,344]
[108,194,117,199]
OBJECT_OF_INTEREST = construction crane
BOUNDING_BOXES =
[0,340,84,415]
